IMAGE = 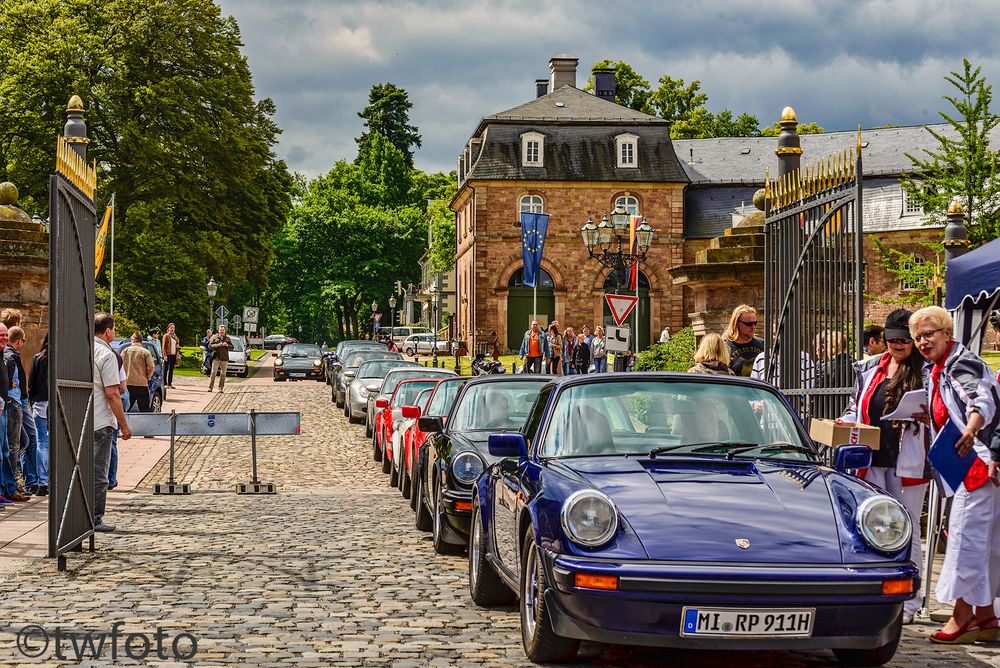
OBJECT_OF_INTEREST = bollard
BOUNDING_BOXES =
[511,361,516,374]
[238,408,276,494]
[154,411,191,494]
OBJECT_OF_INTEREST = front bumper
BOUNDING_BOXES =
[440,487,474,543]
[539,552,916,650]
[226,362,247,375]
[274,366,324,381]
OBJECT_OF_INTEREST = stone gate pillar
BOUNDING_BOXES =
[0,182,48,368]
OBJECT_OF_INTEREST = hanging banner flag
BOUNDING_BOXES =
[520,211,550,288]
[94,196,114,278]
[628,215,641,291]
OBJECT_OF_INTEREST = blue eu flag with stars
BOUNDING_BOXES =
[520,211,550,288]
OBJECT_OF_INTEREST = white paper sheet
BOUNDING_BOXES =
[880,389,927,422]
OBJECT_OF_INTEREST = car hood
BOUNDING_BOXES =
[555,457,842,563]
[280,357,321,370]
[450,431,501,464]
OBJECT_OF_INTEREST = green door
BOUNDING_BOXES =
[506,268,554,353]
[602,271,650,351]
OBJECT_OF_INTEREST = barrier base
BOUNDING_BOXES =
[237,482,276,494]
[153,482,192,495]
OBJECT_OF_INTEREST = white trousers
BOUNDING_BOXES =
[935,479,1000,608]
[865,467,928,615]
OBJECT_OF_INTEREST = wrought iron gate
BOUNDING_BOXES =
[47,101,98,570]
[763,132,865,421]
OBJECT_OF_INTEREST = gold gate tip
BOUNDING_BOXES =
[780,106,797,123]
[948,200,964,215]
[67,95,84,112]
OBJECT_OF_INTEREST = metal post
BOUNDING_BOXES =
[250,409,259,485]
[168,411,176,486]
[919,481,940,619]
[153,411,191,494]
[209,297,214,332]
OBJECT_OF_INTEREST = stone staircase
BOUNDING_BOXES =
[0,217,48,260]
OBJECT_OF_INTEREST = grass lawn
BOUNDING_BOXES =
[982,350,999,373]
[412,352,624,375]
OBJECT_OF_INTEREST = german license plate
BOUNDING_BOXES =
[290,373,306,378]
[681,607,814,638]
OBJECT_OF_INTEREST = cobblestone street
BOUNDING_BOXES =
[0,377,997,666]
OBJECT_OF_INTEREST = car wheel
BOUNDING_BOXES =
[432,480,464,556]
[389,453,399,488]
[372,433,382,462]
[344,401,350,419]
[274,377,286,382]
[832,613,902,666]
[414,463,432,532]
[381,440,392,474]
[405,347,415,356]
[520,531,580,662]
[150,391,163,414]
[469,496,516,607]
[401,459,411,499]
[238,369,248,378]
[408,457,419,510]
[365,418,372,438]
[348,410,361,425]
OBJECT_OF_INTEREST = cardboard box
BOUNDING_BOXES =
[809,419,880,450]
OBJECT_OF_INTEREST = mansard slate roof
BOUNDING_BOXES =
[462,86,688,183]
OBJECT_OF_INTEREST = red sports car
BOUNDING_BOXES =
[401,376,470,508]
[378,378,442,485]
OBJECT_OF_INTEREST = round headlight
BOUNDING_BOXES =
[857,495,911,553]
[561,489,618,547]
[313,359,322,367]
[274,358,283,366]
[452,451,484,485]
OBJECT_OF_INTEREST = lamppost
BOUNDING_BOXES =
[371,300,378,340]
[580,205,654,371]
[428,280,439,367]
[207,277,218,332]
[388,293,397,331]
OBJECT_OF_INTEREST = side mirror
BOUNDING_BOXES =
[375,398,389,409]
[367,387,380,396]
[834,445,872,474]
[489,433,528,459]
[418,416,443,433]
[401,405,420,420]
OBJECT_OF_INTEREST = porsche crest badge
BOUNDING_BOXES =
[735,538,751,549]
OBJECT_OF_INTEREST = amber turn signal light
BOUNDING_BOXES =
[881,578,914,595]
[574,573,618,591]
[454,500,473,512]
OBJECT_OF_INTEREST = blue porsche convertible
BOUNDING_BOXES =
[468,373,917,666]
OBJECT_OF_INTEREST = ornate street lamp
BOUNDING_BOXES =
[388,293,397,330]
[206,277,218,332]
[371,300,378,339]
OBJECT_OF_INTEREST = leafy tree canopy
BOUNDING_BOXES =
[760,121,824,136]
[356,83,422,168]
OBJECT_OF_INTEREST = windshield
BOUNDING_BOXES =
[417,388,434,408]
[345,351,400,369]
[359,360,415,378]
[539,380,814,461]
[283,344,322,358]
[392,380,439,407]
[449,381,547,431]
[229,338,244,352]
[383,370,452,394]
[426,379,470,417]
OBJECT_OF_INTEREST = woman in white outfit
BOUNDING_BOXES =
[910,306,1000,644]
[839,309,930,625]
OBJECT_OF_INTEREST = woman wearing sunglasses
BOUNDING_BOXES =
[839,308,930,625]
[909,306,1000,644]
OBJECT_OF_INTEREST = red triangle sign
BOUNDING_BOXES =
[605,294,639,326]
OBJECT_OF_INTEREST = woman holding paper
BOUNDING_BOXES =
[839,308,930,624]
[910,306,1000,644]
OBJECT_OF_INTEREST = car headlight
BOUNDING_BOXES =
[274,358,283,366]
[313,359,322,367]
[561,489,618,547]
[856,495,911,553]
[451,451,484,485]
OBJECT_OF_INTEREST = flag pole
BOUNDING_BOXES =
[109,193,116,315]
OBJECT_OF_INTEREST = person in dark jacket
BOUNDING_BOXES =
[28,335,48,496]
[573,333,591,374]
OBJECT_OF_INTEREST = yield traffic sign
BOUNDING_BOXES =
[605,294,638,326]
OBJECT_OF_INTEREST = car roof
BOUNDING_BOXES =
[384,366,454,378]
[547,371,771,389]
[464,374,554,387]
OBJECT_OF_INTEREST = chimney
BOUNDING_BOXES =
[549,54,579,90]
[535,79,549,98]
[593,67,616,102]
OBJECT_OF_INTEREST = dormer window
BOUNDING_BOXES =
[616,133,638,168]
[521,132,544,167]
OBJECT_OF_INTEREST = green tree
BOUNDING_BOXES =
[428,190,457,274]
[901,59,1000,245]
[583,60,652,113]
[356,83,422,168]
[760,121,824,136]
[0,0,291,342]
[869,240,944,308]
[357,131,413,207]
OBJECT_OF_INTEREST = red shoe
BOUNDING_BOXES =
[930,618,979,644]
[978,616,1000,642]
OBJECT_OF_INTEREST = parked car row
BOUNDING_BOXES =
[347,358,920,666]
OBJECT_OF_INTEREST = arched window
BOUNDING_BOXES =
[519,194,544,214]
[508,267,554,289]
[614,195,639,216]
[603,270,649,291]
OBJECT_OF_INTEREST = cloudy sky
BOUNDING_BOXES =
[216,0,1000,177]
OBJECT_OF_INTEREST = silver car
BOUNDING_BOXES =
[401,333,452,356]
[333,349,402,406]
[347,359,420,427]
[367,367,456,444]
[226,336,249,378]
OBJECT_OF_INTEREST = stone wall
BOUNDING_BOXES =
[0,187,48,377]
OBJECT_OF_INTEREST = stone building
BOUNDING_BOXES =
[451,55,993,352]
[0,182,48,367]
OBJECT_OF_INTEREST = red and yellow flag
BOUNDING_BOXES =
[628,215,641,291]
[94,200,112,278]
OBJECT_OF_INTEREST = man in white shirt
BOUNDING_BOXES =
[93,313,130,532]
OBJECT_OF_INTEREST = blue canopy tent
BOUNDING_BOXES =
[945,236,1000,352]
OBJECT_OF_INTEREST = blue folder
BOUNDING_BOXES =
[928,420,977,493]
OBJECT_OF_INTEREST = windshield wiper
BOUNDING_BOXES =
[698,441,817,460]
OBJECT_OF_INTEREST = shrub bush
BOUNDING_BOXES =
[633,327,696,372]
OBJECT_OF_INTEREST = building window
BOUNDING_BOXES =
[902,186,922,216]
[901,255,927,292]
[615,133,638,168]
[615,195,639,216]
[519,195,544,214]
[521,132,544,167]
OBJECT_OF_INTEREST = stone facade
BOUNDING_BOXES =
[455,181,685,352]
[0,185,48,372]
